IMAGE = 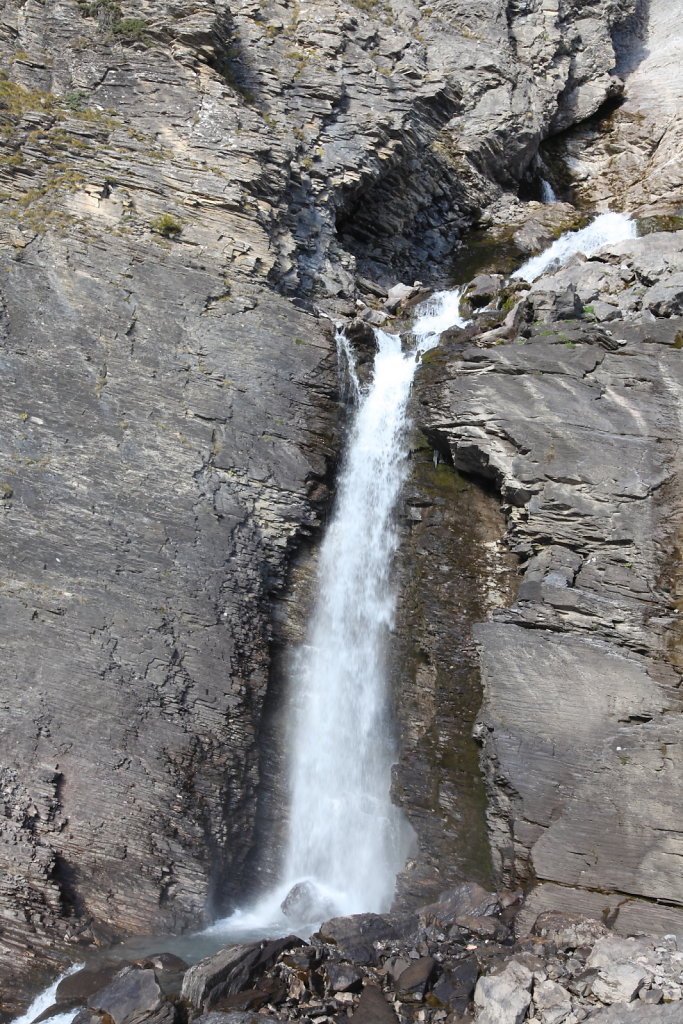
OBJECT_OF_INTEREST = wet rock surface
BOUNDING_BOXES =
[28,902,683,1024]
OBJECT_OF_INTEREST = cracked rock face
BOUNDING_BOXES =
[416,229,683,938]
[0,0,655,1008]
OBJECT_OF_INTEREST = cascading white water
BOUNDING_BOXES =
[11,964,83,1024]
[540,178,558,204]
[206,289,467,939]
[512,211,637,282]
[280,289,466,921]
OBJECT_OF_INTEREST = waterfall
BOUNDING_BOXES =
[540,178,558,204]
[205,289,466,938]
[279,289,466,922]
[512,211,637,282]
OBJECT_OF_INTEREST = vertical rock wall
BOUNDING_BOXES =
[0,0,644,1003]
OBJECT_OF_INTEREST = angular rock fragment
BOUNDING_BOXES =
[473,959,533,1024]
[395,956,436,1002]
[181,937,303,1010]
[89,966,173,1024]
[350,984,399,1024]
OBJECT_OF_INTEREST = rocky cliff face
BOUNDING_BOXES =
[409,0,683,940]
[0,0,673,1011]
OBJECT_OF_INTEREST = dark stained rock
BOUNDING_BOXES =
[211,978,288,1012]
[428,959,479,1013]
[89,966,173,1024]
[318,913,419,954]
[323,962,364,994]
[181,938,303,1011]
[350,985,399,1024]
[395,956,437,1002]
[57,962,134,1004]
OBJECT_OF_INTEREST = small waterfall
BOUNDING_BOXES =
[512,211,637,282]
[11,964,83,1024]
[540,178,558,204]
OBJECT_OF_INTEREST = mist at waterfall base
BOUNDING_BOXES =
[206,289,467,942]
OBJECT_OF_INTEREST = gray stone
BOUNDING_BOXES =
[591,963,648,1004]
[582,1002,683,1022]
[418,277,683,937]
[281,880,335,923]
[533,979,572,1024]
[589,962,651,1003]
[350,985,399,1024]
[181,937,302,1011]
[419,883,500,930]
[532,912,609,950]
[395,956,437,1001]
[643,273,683,316]
[323,962,364,993]
[89,966,171,1024]
[473,959,533,1024]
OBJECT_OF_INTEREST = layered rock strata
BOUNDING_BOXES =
[0,0,653,1005]
[416,228,683,936]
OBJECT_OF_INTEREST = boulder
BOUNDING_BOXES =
[318,912,418,950]
[181,937,303,1011]
[532,912,609,951]
[395,956,437,1002]
[473,960,533,1024]
[323,962,363,993]
[643,272,683,316]
[526,284,583,322]
[590,964,648,1004]
[359,307,391,327]
[350,984,399,1024]
[533,979,572,1024]
[56,962,133,1004]
[383,283,423,314]
[211,978,287,1012]
[465,275,505,309]
[281,880,335,923]
[429,958,478,1013]
[455,914,509,941]
[514,221,556,255]
[88,966,173,1024]
[420,882,500,930]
